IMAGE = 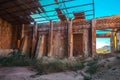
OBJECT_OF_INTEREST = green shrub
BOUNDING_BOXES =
[34,60,85,75]
[86,58,98,74]
[34,60,66,75]
[48,61,66,72]
[116,55,120,59]
[84,76,92,80]
[71,63,85,71]
[0,50,35,66]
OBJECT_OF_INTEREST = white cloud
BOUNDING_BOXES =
[96,41,110,49]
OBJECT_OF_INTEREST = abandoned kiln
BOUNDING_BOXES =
[0,0,120,58]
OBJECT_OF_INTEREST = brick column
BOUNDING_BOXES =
[68,20,73,57]
[92,19,96,56]
[48,21,53,57]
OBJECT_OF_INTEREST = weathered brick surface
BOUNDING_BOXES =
[38,21,90,58]
[0,49,13,56]
[0,18,20,49]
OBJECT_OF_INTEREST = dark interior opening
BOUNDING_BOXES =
[73,33,83,57]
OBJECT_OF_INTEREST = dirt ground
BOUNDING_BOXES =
[92,56,120,80]
[0,64,120,80]
[0,67,84,80]
[92,65,120,80]
[0,54,120,80]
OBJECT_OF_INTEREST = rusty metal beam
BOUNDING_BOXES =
[32,3,94,15]
[0,0,74,14]
[36,14,93,22]
[34,9,93,19]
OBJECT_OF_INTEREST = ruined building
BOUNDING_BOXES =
[0,0,120,58]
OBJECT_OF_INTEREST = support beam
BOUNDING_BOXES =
[111,32,114,53]
[31,23,38,58]
[21,24,25,39]
[92,19,96,56]
[83,29,89,57]
[21,36,28,54]
[37,35,45,58]
[20,24,25,51]
[68,19,73,57]
[117,31,120,51]
[48,21,53,57]
[35,35,41,57]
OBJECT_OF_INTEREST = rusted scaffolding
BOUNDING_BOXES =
[0,0,95,24]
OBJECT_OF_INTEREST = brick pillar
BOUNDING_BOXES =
[31,22,38,57]
[92,19,96,56]
[37,35,45,58]
[48,21,53,57]
[83,29,89,57]
[68,20,73,57]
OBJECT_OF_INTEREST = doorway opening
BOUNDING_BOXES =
[73,33,83,57]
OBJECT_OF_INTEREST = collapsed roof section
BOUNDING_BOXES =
[33,0,95,23]
[0,0,43,24]
[0,0,95,24]
[55,8,67,21]
[73,12,85,20]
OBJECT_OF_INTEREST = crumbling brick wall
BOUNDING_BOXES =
[38,21,90,58]
[0,18,20,49]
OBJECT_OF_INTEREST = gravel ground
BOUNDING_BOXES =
[92,56,120,80]
[92,65,120,80]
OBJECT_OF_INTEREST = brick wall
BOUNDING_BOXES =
[0,18,21,49]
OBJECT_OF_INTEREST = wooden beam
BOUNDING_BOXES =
[68,19,73,57]
[48,21,54,57]
[92,19,96,56]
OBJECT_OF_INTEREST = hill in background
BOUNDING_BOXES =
[96,45,110,54]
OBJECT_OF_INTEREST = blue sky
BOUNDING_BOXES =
[96,38,110,49]
[94,0,120,18]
